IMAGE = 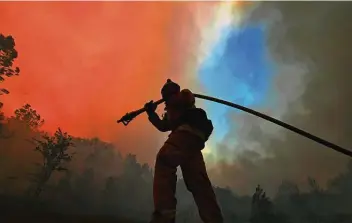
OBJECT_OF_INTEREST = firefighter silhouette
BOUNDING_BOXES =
[145,79,224,223]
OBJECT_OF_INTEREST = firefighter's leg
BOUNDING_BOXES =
[151,132,190,223]
[151,144,178,223]
[181,151,224,223]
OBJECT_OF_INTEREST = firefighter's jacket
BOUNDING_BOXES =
[147,107,213,149]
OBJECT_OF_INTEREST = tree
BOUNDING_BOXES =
[0,33,20,112]
[251,185,273,221]
[0,102,6,138]
[29,128,74,197]
[0,34,20,92]
[0,34,20,138]
[14,104,44,129]
[250,185,289,223]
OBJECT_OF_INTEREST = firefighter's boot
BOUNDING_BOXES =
[149,210,176,223]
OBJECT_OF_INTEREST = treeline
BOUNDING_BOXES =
[1,34,352,223]
[1,108,352,223]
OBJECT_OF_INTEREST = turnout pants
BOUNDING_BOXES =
[151,130,224,223]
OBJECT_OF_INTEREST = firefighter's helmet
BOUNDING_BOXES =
[161,79,180,100]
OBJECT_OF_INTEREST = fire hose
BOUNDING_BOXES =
[117,93,352,158]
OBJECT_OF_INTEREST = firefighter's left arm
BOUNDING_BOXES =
[144,101,171,132]
[147,111,171,132]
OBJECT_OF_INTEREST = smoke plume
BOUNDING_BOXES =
[208,2,352,196]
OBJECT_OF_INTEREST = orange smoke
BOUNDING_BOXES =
[0,2,208,162]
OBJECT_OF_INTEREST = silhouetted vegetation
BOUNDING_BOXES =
[14,104,45,130]
[0,33,19,138]
[0,34,19,95]
[29,128,74,197]
[1,103,352,222]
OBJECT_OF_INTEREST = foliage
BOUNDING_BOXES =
[251,185,290,223]
[0,34,20,88]
[250,185,273,222]
[13,104,44,129]
[0,34,20,116]
[0,34,20,137]
[29,128,74,197]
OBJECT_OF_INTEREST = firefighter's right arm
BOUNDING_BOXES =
[145,101,170,132]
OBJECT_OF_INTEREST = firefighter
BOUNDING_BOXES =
[144,79,224,223]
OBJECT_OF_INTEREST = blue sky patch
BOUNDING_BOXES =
[198,24,274,142]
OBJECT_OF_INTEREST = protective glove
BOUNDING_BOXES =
[144,100,157,115]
